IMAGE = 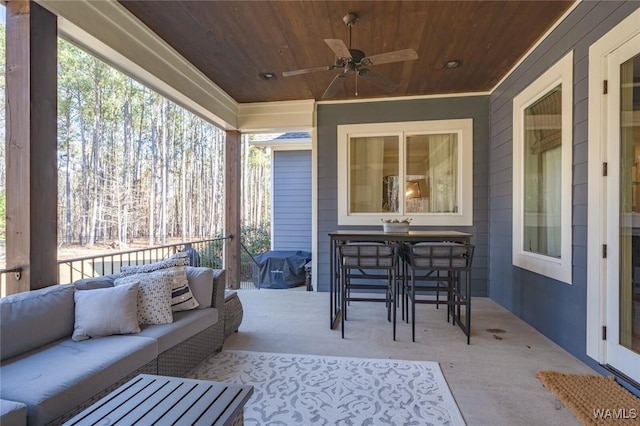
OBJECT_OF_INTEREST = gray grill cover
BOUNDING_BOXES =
[254,251,312,289]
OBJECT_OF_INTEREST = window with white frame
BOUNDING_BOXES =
[337,119,473,226]
[512,51,573,284]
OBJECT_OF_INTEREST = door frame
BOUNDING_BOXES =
[587,8,640,369]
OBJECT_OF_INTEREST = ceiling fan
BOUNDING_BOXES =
[282,12,418,99]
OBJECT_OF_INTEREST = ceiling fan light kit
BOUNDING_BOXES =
[282,12,418,99]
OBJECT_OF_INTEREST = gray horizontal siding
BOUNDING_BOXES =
[489,1,639,369]
[317,96,490,296]
[273,150,312,252]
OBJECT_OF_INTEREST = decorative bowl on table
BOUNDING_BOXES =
[382,218,412,233]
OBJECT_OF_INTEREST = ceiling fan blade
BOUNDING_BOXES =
[358,69,398,93]
[362,48,418,66]
[324,39,352,60]
[282,65,333,77]
[322,71,351,99]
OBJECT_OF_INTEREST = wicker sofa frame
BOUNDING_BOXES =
[224,290,244,338]
[45,269,227,426]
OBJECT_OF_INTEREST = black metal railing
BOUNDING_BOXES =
[2,236,264,296]
[240,242,261,290]
[0,266,24,298]
[57,237,230,284]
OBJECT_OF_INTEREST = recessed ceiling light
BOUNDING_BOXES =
[444,60,462,69]
[259,72,277,80]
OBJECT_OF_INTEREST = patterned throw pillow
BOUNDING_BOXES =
[163,266,200,311]
[120,252,199,312]
[115,270,173,325]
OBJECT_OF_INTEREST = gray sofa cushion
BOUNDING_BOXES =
[137,308,218,353]
[0,399,27,426]
[0,336,157,426]
[0,285,75,361]
[186,267,213,309]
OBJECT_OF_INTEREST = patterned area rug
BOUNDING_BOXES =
[189,350,465,425]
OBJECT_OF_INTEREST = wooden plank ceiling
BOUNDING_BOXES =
[119,1,575,103]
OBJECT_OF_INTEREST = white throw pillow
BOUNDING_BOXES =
[72,283,140,341]
[115,270,173,325]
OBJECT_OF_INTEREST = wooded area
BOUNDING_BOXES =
[0,30,272,248]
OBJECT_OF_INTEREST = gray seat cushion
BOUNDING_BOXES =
[137,308,218,353]
[340,243,396,267]
[409,242,470,268]
[0,336,157,426]
[0,399,27,426]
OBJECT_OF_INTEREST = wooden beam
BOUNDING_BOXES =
[5,0,58,292]
[224,130,241,289]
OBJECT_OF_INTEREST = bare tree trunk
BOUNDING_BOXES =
[180,110,187,241]
[63,90,72,245]
[242,136,249,227]
[88,59,101,247]
[148,99,158,246]
[160,99,168,245]
[132,88,146,242]
[79,102,88,246]
[120,88,132,247]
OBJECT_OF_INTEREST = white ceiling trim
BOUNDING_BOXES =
[237,100,315,133]
[316,90,491,105]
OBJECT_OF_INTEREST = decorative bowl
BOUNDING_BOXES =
[381,219,411,233]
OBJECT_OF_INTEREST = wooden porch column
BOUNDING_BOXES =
[5,0,58,292]
[224,130,241,289]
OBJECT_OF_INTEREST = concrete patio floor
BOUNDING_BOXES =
[222,289,596,426]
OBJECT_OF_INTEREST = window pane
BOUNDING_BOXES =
[349,136,399,213]
[523,85,562,258]
[405,134,458,213]
[618,53,640,353]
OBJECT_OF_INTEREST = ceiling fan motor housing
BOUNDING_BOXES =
[348,49,366,65]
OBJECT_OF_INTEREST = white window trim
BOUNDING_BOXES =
[337,119,473,226]
[512,51,573,284]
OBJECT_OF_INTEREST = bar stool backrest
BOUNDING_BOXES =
[407,242,474,269]
[339,243,397,269]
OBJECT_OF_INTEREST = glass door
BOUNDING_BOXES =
[607,33,640,383]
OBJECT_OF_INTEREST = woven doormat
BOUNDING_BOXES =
[536,370,640,425]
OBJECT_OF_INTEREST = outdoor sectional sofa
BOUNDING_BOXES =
[0,266,226,426]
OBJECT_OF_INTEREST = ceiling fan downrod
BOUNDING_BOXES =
[343,12,358,50]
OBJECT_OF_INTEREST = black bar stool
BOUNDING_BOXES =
[338,242,399,340]
[404,242,475,343]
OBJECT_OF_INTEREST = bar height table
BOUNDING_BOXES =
[329,230,473,340]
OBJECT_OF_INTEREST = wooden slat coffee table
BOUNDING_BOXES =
[63,374,253,426]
